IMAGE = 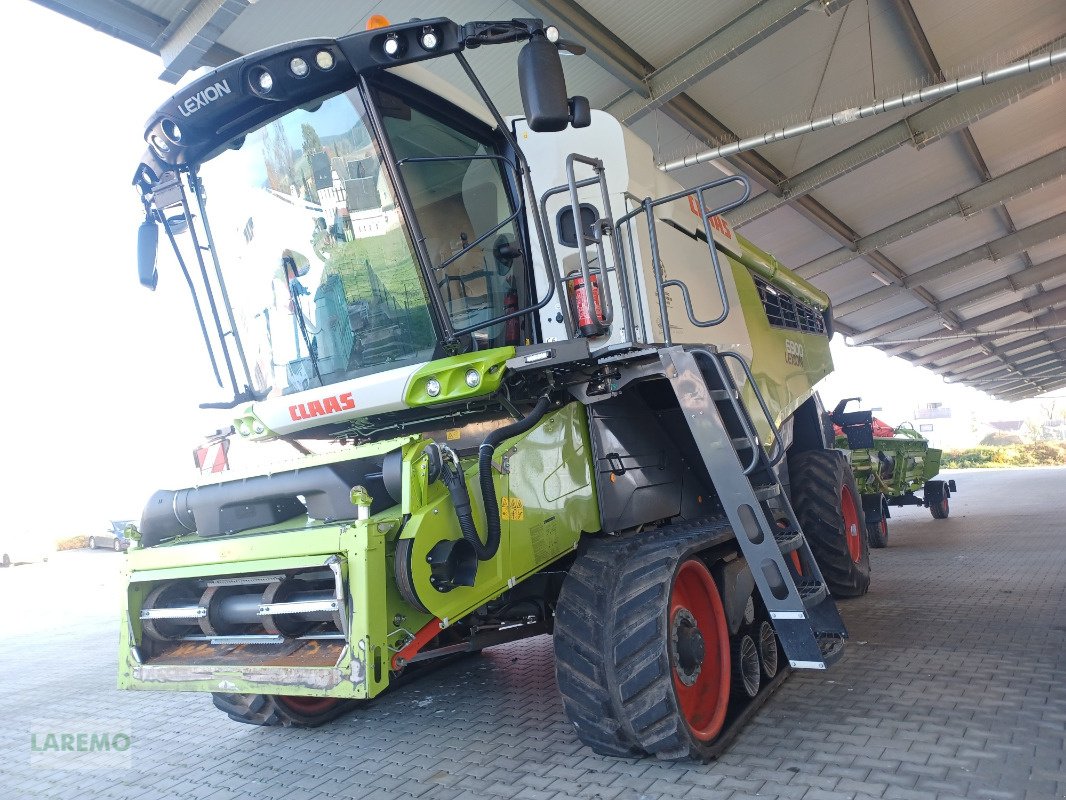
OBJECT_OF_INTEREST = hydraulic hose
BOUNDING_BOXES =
[438,396,552,561]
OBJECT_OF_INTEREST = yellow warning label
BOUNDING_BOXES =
[500,496,524,521]
[446,428,461,441]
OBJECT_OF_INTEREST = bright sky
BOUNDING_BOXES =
[0,2,1050,538]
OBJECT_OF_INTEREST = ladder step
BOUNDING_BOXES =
[708,389,737,402]
[730,436,756,451]
[773,527,804,553]
[796,579,828,607]
[752,484,782,501]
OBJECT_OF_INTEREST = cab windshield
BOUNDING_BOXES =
[197,86,436,397]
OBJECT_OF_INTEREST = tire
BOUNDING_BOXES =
[554,520,736,761]
[930,493,950,519]
[1,553,10,568]
[88,537,96,550]
[867,515,888,549]
[113,539,123,552]
[789,449,871,598]
[211,693,353,727]
[731,633,760,700]
[757,621,779,680]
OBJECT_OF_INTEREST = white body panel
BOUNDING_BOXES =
[517,111,753,364]
[252,362,423,436]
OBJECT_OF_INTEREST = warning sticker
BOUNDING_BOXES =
[446,428,461,441]
[500,496,524,521]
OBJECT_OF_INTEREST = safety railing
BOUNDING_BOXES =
[614,175,750,346]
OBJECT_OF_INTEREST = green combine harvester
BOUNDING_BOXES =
[831,399,957,548]
[123,16,871,760]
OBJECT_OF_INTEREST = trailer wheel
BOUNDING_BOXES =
[789,450,871,597]
[930,494,950,519]
[867,516,888,548]
[211,693,352,727]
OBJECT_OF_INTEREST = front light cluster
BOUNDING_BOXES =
[253,48,336,94]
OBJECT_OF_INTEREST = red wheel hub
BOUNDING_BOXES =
[669,559,730,741]
[276,696,340,715]
[841,485,862,563]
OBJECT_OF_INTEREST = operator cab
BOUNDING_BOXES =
[134,18,587,412]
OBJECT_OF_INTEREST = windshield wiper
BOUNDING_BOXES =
[287,270,324,386]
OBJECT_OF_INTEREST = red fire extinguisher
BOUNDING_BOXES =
[568,273,606,337]
[503,286,520,345]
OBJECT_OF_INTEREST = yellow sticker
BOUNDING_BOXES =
[499,496,523,521]
[446,428,461,441]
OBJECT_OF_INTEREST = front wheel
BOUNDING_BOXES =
[212,693,353,727]
[789,449,871,598]
[113,539,123,552]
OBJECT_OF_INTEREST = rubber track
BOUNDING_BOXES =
[555,518,739,760]
[789,450,871,597]
[554,537,643,757]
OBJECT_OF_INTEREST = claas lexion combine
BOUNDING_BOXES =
[126,16,871,760]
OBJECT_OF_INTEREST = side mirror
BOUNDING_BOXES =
[137,220,159,290]
[518,34,570,132]
[569,96,591,128]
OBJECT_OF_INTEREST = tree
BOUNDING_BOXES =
[301,123,323,157]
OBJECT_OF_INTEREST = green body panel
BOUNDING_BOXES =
[404,347,514,406]
[402,401,598,623]
[729,259,834,447]
[838,426,943,498]
[734,233,831,312]
[118,398,597,699]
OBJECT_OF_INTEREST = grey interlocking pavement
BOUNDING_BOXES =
[0,467,1063,799]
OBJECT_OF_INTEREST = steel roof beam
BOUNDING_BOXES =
[999,381,1066,400]
[156,0,248,82]
[31,0,167,51]
[836,211,1066,319]
[515,0,888,251]
[729,34,1066,227]
[889,305,1066,365]
[848,252,1066,344]
[604,0,851,124]
[938,331,1066,375]
[796,148,1066,280]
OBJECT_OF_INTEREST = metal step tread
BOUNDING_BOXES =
[773,527,804,553]
[752,484,782,501]
[796,579,828,606]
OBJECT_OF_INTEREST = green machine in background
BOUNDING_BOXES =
[832,399,957,548]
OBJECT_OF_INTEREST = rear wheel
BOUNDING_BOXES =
[88,536,96,550]
[1,553,9,568]
[867,516,888,548]
[789,450,871,598]
[211,693,353,727]
[930,490,950,519]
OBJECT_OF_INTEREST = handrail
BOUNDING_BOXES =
[691,348,784,474]
[615,175,750,345]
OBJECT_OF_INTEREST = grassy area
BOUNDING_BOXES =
[942,442,1066,469]
[56,535,89,551]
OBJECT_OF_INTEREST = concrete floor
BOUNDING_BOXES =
[0,467,1063,799]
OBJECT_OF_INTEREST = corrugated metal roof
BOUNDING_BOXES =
[33,0,1066,399]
